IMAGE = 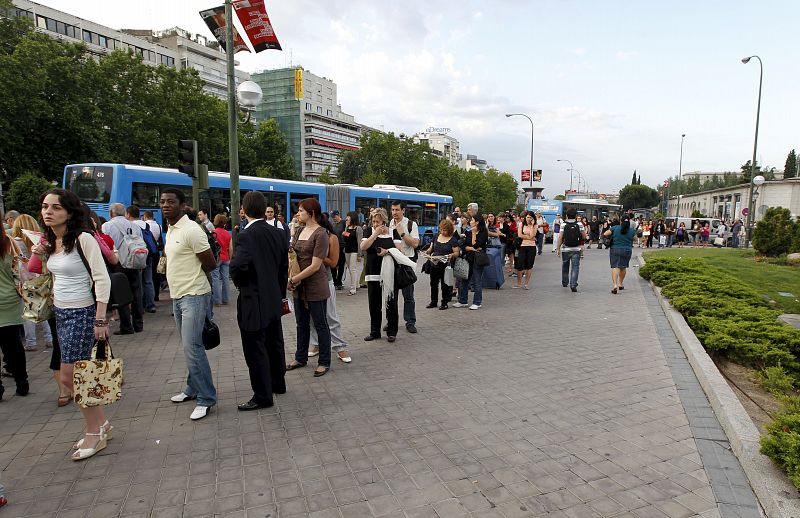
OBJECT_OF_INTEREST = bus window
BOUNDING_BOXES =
[65,165,112,203]
[422,203,438,227]
[355,197,375,224]
[406,204,422,225]
[132,183,160,208]
[208,188,229,217]
[441,203,453,218]
[290,193,319,217]
[378,199,393,211]
[264,191,286,218]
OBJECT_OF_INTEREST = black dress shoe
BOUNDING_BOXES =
[114,330,134,336]
[364,335,381,341]
[387,336,396,343]
[406,324,418,334]
[238,399,272,411]
[16,381,29,396]
[273,387,287,395]
[426,302,437,309]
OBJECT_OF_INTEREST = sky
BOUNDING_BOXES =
[34,0,800,196]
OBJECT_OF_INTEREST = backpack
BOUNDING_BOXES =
[562,221,581,248]
[393,219,420,261]
[206,227,221,263]
[141,222,159,255]
[113,222,148,270]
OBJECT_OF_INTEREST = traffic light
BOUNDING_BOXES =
[178,139,198,177]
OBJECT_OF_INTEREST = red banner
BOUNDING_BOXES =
[521,169,531,182]
[232,0,282,52]
[199,6,250,54]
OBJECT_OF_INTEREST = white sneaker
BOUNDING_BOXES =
[170,392,196,403]
[190,405,211,420]
[451,302,467,308]
[468,304,482,310]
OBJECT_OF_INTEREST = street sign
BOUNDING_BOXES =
[741,207,749,216]
[521,169,531,182]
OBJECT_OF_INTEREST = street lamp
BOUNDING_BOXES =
[505,113,534,188]
[742,55,763,249]
[237,80,263,123]
[556,159,574,192]
[752,174,765,217]
[676,133,685,218]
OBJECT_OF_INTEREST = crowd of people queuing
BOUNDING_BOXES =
[0,188,654,505]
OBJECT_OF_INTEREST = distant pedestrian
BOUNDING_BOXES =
[329,210,346,291]
[676,222,687,248]
[102,203,143,335]
[361,208,399,342]
[211,214,232,307]
[343,211,363,295]
[604,215,636,294]
[557,208,587,292]
[514,211,537,289]
[161,188,218,421]
[0,224,28,401]
[142,210,162,303]
[453,214,488,309]
[196,209,215,234]
[551,213,563,252]
[535,211,546,255]
[230,191,288,410]
[732,219,743,248]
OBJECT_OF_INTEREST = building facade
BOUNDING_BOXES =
[251,67,362,181]
[413,132,460,166]
[12,1,248,100]
[458,154,489,172]
[667,178,800,222]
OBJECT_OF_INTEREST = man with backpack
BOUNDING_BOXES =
[127,205,160,314]
[142,210,163,303]
[102,203,146,334]
[557,207,588,292]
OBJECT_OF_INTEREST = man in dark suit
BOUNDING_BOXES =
[230,191,289,410]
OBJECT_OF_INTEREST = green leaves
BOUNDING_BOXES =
[618,184,660,210]
[753,207,797,257]
[6,171,53,216]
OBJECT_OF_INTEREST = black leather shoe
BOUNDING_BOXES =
[406,324,418,334]
[426,302,437,309]
[387,336,396,343]
[238,399,272,411]
[16,381,29,396]
[364,335,381,341]
[114,330,134,336]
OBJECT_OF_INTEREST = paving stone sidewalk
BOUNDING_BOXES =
[0,247,759,517]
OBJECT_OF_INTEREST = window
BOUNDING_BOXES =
[98,35,107,48]
[327,110,333,117]
[132,183,161,208]
[317,106,322,114]
[422,203,438,227]
[83,30,92,43]
[65,166,113,203]
[36,15,47,29]
[45,18,56,32]
[305,103,312,111]
[406,204,423,226]
[290,193,319,217]
[55,21,66,35]
[355,197,376,224]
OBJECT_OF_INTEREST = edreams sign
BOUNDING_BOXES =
[425,127,451,134]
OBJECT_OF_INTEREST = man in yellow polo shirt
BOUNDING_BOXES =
[160,188,219,420]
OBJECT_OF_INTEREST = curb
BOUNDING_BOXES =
[638,253,800,518]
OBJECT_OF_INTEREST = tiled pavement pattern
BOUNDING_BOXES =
[0,248,760,517]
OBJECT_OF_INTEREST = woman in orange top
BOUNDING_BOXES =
[514,211,537,290]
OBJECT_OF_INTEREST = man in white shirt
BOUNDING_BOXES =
[388,201,420,334]
[197,209,215,233]
[143,210,162,304]
[265,206,284,229]
[124,205,157,314]
[551,213,563,252]
[103,203,144,334]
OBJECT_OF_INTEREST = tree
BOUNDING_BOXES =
[241,119,296,179]
[740,160,762,184]
[553,194,566,200]
[6,171,53,216]
[691,209,706,218]
[785,149,798,179]
[317,168,336,185]
[631,171,637,185]
[617,184,660,210]
[637,173,641,185]
[753,207,795,257]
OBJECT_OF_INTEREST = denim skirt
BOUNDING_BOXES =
[609,248,633,269]
[55,305,95,364]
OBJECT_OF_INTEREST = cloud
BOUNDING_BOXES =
[570,48,588,55]
[615,50,640,60]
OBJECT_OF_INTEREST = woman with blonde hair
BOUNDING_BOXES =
[12,214,53,351]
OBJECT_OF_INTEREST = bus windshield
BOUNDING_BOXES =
[65,166,112,203]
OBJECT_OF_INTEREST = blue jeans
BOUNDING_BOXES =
[458,264,484,306]
[211,261,230,305]
[535,233,544,254]
[402,284,416,326]
[173,293,216,407]
[294,299,331,368]
[561,250,581,288]
[142,256,156,311]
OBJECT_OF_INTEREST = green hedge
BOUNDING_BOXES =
[640,255,800,488]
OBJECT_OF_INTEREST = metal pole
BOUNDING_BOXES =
[505,113,534,191]
[226,0,241,241]
[743,55,762,249]
[557,159,574,192]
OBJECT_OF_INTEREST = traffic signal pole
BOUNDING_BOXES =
[225,0,241,241]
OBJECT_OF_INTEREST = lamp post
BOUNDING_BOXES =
[556,159,574,192]
[742,55,763,249]
[676,133,685,218]
[224,0,241,239]
[505,113,534,188]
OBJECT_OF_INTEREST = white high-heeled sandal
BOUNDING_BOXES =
[74,421,113,449]
[72,430,107,461]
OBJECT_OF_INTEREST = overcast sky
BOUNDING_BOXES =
[35,0,800,195]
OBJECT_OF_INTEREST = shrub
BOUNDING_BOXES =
[761,408,800,489]
[6,171,53,217]
[753,207,796,257]
[756,366,795,397]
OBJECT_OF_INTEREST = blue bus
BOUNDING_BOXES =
[63,164,453,240]
[526,198,621,241]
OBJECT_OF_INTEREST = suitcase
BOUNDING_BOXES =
[481,246,505,289]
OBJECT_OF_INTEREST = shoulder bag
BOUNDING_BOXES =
[453,256,470,280]
[73,338,123,408]
[202,318,220,350]
[394,261,417,290]
[288,229,302,280]
[21,260,54,323]
[475,250,490,267]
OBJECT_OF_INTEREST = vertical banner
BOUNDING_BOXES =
[199,6,251,53]
[520,169,531,182]
[532,169,542,182]
[232,0,282,52]
[294,68,303,100]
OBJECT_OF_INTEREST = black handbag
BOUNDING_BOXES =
[109,272,133,307]
[394,263,417,290]
[421,260,432,274]
[202,318,220,350]
[475,250,490,267]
